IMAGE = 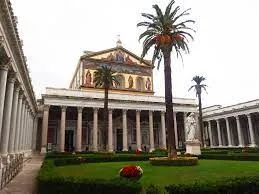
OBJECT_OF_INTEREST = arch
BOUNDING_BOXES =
[136,76,144,91]
[116,74,125,89]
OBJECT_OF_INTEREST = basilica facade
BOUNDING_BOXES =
[38,43,198,153]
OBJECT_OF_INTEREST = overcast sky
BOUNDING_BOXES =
[11,0,259,107]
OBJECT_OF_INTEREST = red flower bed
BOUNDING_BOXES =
[119,165,143,179]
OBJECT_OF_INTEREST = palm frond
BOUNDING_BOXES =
[152,4,164,20]
[138,29,156,41]
[141,13,155,20]
[188,85,195,91]
[141,38,156,58]
[165,0,175,16]
[172,8,191,23]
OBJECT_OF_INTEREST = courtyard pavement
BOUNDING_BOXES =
[0,155,43,194]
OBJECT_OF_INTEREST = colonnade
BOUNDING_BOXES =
[204,114,257,147]
[0,61,37,163]
[41,106,183,153]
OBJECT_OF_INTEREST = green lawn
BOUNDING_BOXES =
[52,160,259,186]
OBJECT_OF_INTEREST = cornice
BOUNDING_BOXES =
[0,0,37,114]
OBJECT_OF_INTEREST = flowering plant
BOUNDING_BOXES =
[119,165,143,179]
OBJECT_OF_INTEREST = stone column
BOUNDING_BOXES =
[216,119,222,146]
[173,112,179,149]
[22,108,28,151]
[41,105,49,153]
[8,83,20,154]
[18,99,26,152]
[149,110,155,152]
[161,111,167,149]
[208,121,213,147]
[235,116,243,147]
[0,73,16,156]
[108,109,113,152]
[92,108,98,151]
[183,112,187,141]
[32,116,38,152]
[60,106,66,152]
[27,114,32,151]
[0,63,9,140]
[76,107,83,152]
[122,109,128,151]
[247,114,256,147]
[225,117,232,147]
[30,116,33,150]
[14,91,23,153]
[136,110,141,150]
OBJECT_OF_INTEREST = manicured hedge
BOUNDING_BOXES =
[201,154,259,161]
[165,176,259,194]
[201,150,229,154]
[38,160,142,194]
[54,155,154,166]
[150,157,198,166]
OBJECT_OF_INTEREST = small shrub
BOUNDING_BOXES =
[119,165,143,180]
[145,184,163,194]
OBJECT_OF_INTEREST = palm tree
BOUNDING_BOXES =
[93,66,119,150]
[188,75,207,147]
[138,0,194,157]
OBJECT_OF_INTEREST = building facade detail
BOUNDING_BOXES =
[39,46,198,153]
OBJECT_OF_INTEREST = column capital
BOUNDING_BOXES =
[14,82,21,92]
[18,90,24,99]
[7,72,17,83]
[93,107,99,113]
[61,105,67,112]
[122,109,127,114]
[235,115,240,120]
[22,95,27,102]
[161,111,165,116]
[216,119,220,124]
[77,106,83,113]
[136,110,141,113]
[246,114,251,118]
[149,110,154,113]
[0,35,4,45]
[0,59,11,71]
[108,109,113,113]
[43,105,50,111]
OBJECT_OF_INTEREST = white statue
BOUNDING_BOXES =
[186,113,197,141]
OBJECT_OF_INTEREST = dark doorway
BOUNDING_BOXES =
[116,129,123,151]
[65,130,74,152]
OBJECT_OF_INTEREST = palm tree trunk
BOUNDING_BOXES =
[103,84,109,150]
[163,49,177,158]
[198,93,204,147]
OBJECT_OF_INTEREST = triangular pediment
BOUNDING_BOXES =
[81,47,152,67]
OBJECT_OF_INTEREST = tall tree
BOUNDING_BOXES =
[93,66,119,150]
[138,0,194,157]
[188,75,207,147]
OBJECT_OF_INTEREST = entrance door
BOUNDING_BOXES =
[65,130,74,152]
[116,129,123,151]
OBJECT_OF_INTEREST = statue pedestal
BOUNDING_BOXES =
[185,140,201,155]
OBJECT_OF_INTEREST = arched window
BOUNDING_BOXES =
[136,77,144,91]
[116,74,125,89]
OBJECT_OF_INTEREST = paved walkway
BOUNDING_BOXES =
[0,155,43,194]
